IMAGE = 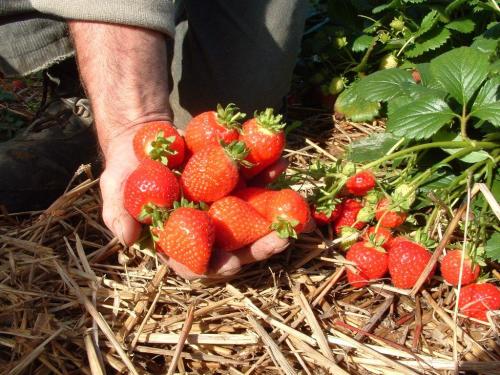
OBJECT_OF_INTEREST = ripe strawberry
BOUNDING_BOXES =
[311,203,343,226]
[185,103,245,153]
[458,283,500,321]
[240,108,286,179]
[180,141,248,203]
[346,241,388,288]
[208,196,271,252]
[386,235,411,251]
[231,175,247,194]
[362,226,393,249]
[265,189,311,238]
[388,240,434,289]
[133,121,185,168]
[11,79,26,91]
[234,187,274,218]
[345,170,376,196]
[440,250,480,286]
[332,199,366,235]
[155,207,215,274]
[375,197,407,228]
[312,206,330,226]
[123,159,180,224]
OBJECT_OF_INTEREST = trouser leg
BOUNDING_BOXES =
[170,0,309,129]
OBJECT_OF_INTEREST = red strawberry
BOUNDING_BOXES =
[234,187,274,218]
[133,121,185,168]
[386,235,411,251]
[208,196,271,252]
[123,159,180,224]
[240,108,286,179]
[333,199,366,235]
[388,240,434,289]
[155,207,215,274]
[312,206,330,226]
[11,79,26,91]
[345,170,376,196]
[346,241,388,288]
[265,189,311,238]
[375,197,407,228]
[311,203,343,226]
[458,283,500,321]
[231,175,248,194]
[180,141,248,203]
[440,250,480,286]
[185,103,245,153]
[362,226,393,249]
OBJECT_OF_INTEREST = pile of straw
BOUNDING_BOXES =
[1,116,499,374]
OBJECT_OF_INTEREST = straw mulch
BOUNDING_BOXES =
[1,115,499,375]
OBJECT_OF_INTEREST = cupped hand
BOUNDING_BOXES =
[100,127,142,246]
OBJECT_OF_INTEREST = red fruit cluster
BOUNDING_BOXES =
[122,105,310,275]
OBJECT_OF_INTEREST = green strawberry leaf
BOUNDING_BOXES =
[405,28,451,58]
[356,69,414,102]
[473,76,500,107]
[373,0,400,14]
[445,19,475,34]
[485,232,500,262]
[352,34,374,52]
[470,22,499,57]
[430,47,490,106]
[445,0,468,15]
[387,96,456,140]
[346,132,402,162]
[470,102,500,126]
[413,10,439,39]
[335,87,380,122]
[470,77,500,126]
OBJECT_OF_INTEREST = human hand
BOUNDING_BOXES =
[100,127,142,246]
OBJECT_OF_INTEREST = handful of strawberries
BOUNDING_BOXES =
[123,104,311,276]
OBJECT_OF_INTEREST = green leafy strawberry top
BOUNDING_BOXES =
[255,108,286,133]
[215,103,246,129]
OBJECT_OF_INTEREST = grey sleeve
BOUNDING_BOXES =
[0,0,175,36]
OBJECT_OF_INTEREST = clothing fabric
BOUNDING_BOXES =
[0,0,308,128]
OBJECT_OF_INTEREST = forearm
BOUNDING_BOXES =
[69,21,171,154]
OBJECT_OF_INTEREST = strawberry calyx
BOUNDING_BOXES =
[255,108,286,134]
[339,226,359,250]
[140,203,169,230]
[147,131,178,166]
[221,140,252,167]
[215,103,246,130]
[173,197,201,210]
[271,216,300,239]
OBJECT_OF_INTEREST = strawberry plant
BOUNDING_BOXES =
[293,0,498,108]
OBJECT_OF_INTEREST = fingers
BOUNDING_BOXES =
[100,132,141,246]
[251,158,289,186]
[209,232,290,276]
[100,168,142,246]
